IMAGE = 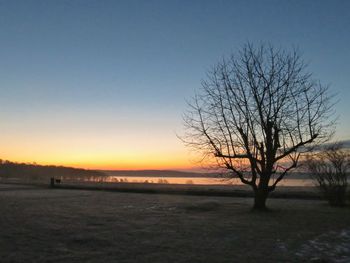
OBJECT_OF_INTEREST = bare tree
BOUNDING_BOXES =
[307,143,349,206]
[182,43,335,210]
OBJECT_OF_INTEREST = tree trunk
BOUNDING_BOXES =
[253,188,269,210]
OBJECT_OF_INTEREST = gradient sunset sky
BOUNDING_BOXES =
[0,0,349,170]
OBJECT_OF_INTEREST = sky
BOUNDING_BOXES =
[0,0,349,170]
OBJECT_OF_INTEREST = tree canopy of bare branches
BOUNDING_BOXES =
[182,43,335,209]
[307,143,349,206]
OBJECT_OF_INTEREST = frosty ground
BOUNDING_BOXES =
[1,183,349,263]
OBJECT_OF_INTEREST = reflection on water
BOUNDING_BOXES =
[83,176,315,187]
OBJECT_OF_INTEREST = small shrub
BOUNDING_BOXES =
[157,179,169,184]
[185,180,194,185]
[307,143,349,206]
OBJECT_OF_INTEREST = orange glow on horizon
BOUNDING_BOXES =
[2,159,199,171]
[53,154,199,170]
[0,156,199,171]
[0,152,199,170]
[0,126,203,170]
[0,142,200,170]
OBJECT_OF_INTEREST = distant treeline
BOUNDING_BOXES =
[0,160,107,181]
[0,159,317,183]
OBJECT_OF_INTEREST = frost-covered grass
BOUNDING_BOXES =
[295,228,350,263]
[1,184,349,262]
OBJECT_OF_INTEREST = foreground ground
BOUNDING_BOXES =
[0,184,349,263]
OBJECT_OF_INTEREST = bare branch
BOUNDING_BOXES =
[180,42,336,208]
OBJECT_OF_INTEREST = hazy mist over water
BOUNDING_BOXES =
[87,176,315,187]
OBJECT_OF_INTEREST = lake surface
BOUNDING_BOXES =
[97,176,315,187]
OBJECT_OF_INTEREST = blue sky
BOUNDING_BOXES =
[0,0,349,168]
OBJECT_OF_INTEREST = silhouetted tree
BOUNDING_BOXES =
[307,143,349,206]
[182,43,335,210]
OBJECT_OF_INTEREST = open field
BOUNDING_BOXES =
[1,183,350,263]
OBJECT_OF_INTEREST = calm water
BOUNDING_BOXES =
[98,176,315,187]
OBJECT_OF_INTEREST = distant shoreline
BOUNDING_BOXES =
[100,169,316,179]
[0,179,322,200]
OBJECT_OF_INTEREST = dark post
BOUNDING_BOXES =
[50,177,55,188]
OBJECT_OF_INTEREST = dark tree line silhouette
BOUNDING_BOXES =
[0,160,106,181]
